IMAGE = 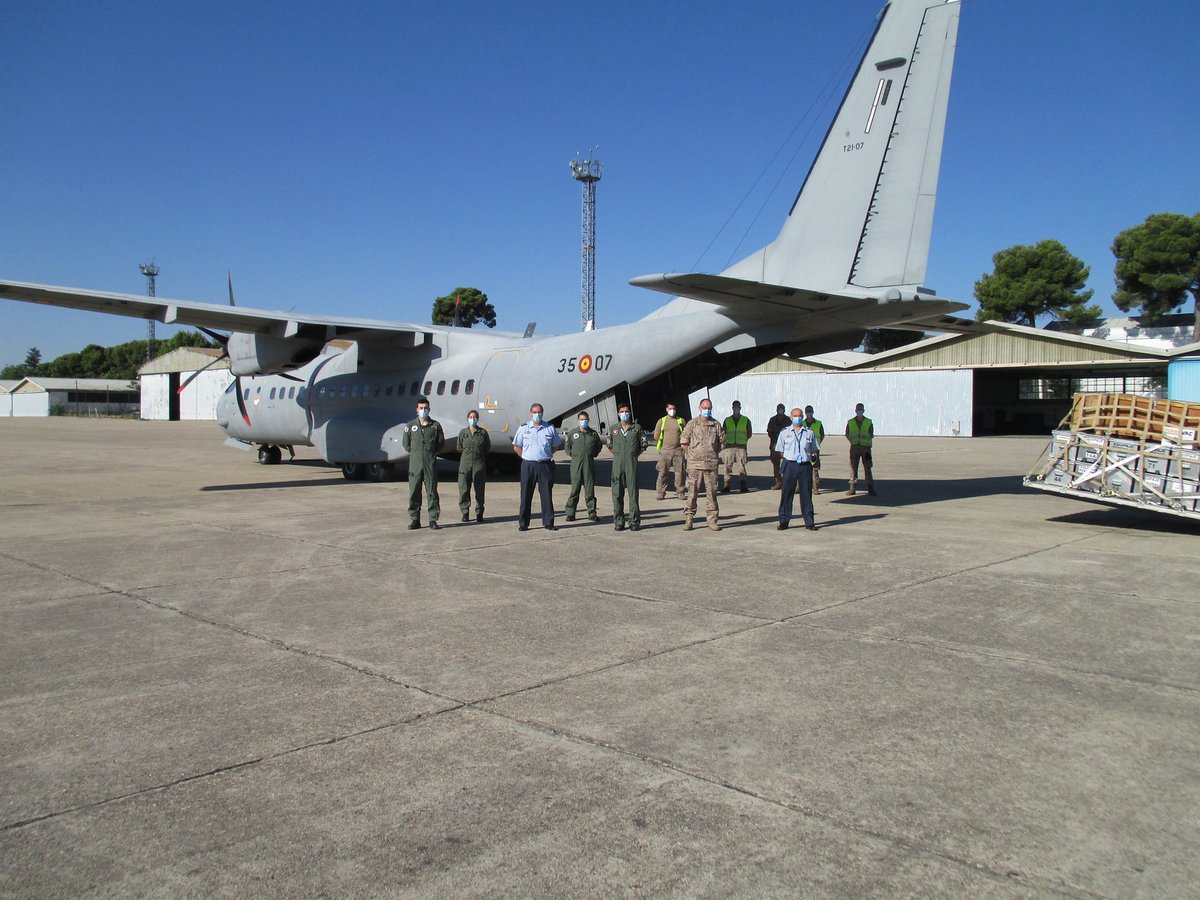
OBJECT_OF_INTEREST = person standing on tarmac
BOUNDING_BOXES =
[512,402,563,531]
[845,401,876,496]
[802,404,826,494]
[653,401,686,500]
[775,406,820,531]
[608,402,645,531]
[720,400,753,493]
[680,398,726,531]
[564,410,602,522]
[403,397,445,530]
[456,410,490,523]
[766,403,791,490]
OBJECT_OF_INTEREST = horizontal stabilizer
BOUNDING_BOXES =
[629,272,871,312]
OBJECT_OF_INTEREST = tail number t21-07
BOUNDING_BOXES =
[558,354,612,374]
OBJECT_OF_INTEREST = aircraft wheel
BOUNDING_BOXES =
[268,445,283,465]
[341,462,366,481]
[257,446,272,465]
[364,461,394,482]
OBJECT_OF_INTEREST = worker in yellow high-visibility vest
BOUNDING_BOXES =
[845,402,876,496]
[720,400,753,493]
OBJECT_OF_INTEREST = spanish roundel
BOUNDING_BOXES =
[579,354,593,373]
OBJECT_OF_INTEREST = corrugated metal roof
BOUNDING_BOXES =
[138,346,229,375]
[14,377,138,393]
[0,380,21,393]
[746,322,1180,375]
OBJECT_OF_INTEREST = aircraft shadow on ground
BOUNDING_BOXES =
[1047,507,1200,536]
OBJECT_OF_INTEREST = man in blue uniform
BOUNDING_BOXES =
[774,406,820,531]
[512,402,563,531]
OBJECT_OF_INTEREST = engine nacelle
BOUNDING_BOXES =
[228,332,324,376]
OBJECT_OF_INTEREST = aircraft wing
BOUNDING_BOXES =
[0,279,455,341]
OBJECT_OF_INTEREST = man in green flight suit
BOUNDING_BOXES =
[564,409,602,522]
[402,397,445,529]
[608,401,646,532]
[456,410,491,523]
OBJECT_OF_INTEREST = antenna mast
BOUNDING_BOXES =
[570,156,602,331]
[139,260,160,362]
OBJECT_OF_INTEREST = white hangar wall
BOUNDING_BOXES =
[140,370,235,421]
[690,368,974,437]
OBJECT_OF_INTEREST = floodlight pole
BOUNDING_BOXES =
[570,157,602,331]
[139,260,160,362]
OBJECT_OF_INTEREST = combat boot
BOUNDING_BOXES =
[739,480,748,493]
[707,521,721,531]
[683,518,693,531]
[771,479,781,490]
[867,484,877,496]
[847,481,857,496]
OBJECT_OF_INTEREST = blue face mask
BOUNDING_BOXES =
[619,411,630,422]
[579,419,589,429]
[532,412,543,424]
[468,418,479,427]
[418,408,430,418]
[792,416,803,425]
[701,408,713,418]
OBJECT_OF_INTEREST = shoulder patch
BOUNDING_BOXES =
[411,425,419,432]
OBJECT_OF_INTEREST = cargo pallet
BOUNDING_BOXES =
[1023,393,1200,522]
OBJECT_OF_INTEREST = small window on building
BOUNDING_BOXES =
[465,379,475,395]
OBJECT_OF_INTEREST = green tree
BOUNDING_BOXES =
[974,240,1100,328]
[863,328,925,354]
[432,287,496,328]
[1112,212,1200,342]
[23,347,41,368]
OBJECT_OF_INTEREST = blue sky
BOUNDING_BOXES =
[3,0,1197,366]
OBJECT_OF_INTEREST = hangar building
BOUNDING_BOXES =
[139,347,233,421]
[1,377,139,417]
[693,323,1197,437]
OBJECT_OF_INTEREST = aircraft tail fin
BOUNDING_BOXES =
[722,0,961,294]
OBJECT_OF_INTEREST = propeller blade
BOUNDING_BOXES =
[177,352,229,394]
[227,270,236,307]
[278,372,304,382]
[198,325,229,347]
[234,376,251,425]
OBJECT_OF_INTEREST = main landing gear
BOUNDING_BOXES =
[340,461,397,482]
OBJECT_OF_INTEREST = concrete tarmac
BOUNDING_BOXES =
[1,418,1197,897]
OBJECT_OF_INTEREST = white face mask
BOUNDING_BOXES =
[666,408,676,416]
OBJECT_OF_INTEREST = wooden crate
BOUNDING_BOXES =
[1062,393,1200,443]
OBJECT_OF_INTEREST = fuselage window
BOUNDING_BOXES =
[410,381,420,396]
[385,385,393,397]
[374,385,381,397]
[451,380,460,395]
[423,381,432,397]
[244,387,251,400]
[351,384,359,398]
[465,379,475,395]
[289,387,296,399]
[437,380,446,396]
[269,387,277,400]
[317,385,326,399]
[255,386,262,395]
[340,385,348,399]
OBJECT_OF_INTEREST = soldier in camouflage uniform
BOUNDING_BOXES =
[456,411,491,522]
[680,397,726,531]
[608,402,646,531]
[564,410,602,522]
[402,397,445,530]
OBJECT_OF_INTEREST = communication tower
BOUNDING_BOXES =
[570,156,602,331]
[139,260,160,362]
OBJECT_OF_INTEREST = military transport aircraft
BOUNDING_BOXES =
[1,0,974,481]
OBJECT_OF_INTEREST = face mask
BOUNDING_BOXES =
[619,412,630,422]
[666,408,676,416]
[579,419,589,429]
[792,416,803,425]
[467,418,478,427]
[532,412,543,424]
[701,408,713,418]
[418,408,429,419]
[732,409,741,415]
